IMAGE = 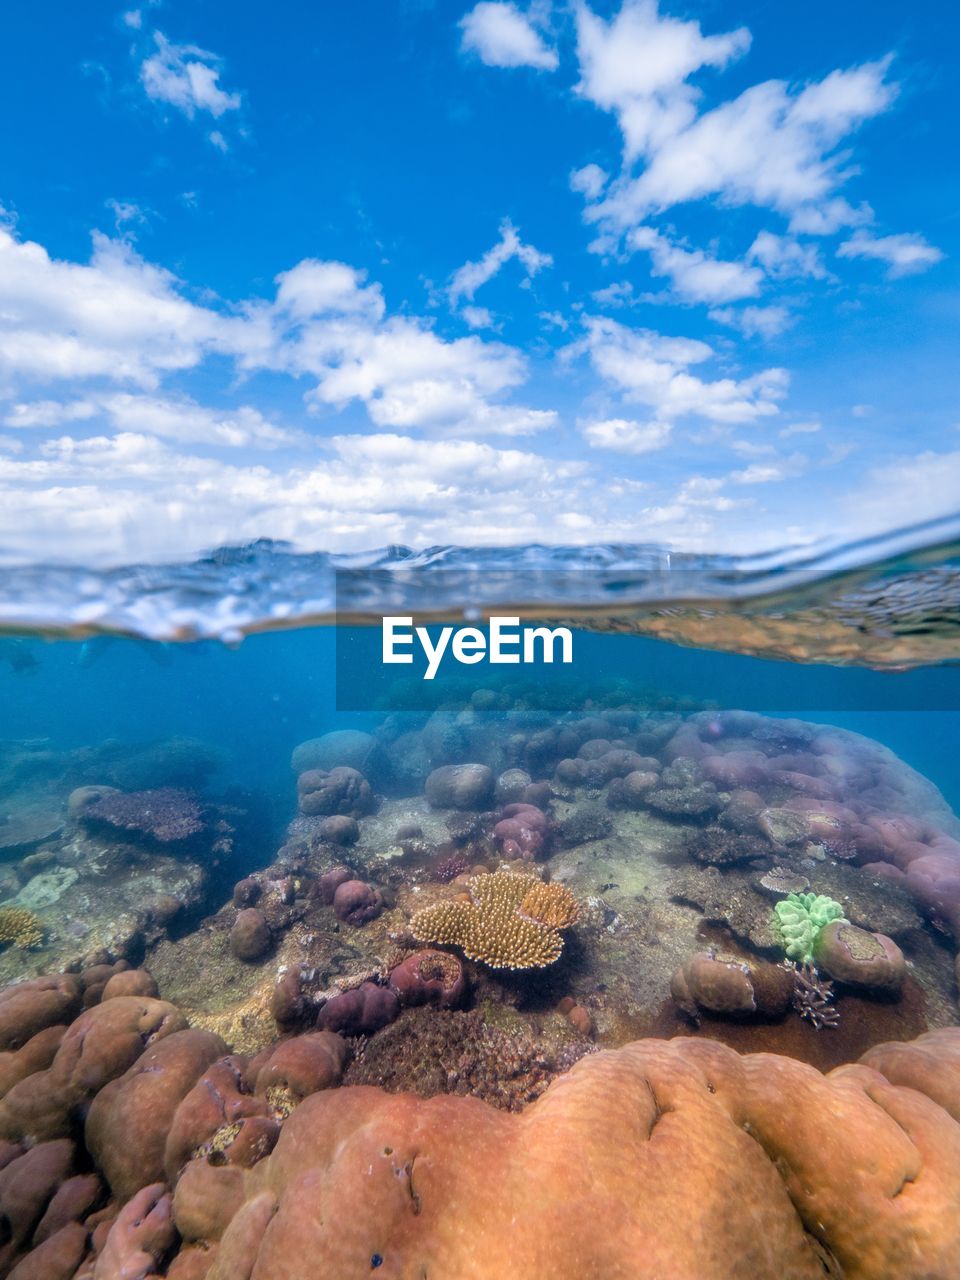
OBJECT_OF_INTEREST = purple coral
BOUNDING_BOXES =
[788,962,839,1030]
[434,854,469,883]
[82,787,204,844]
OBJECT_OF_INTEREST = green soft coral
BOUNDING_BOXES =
[772,891,847,965]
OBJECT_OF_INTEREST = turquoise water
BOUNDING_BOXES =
[3,625,959,812]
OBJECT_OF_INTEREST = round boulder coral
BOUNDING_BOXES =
[291,730,386,785]
[332,880,383,927]
[388,950,466,1009]
[315,982,399,1036]
[425,763,494,811]
[298,767,374,818]
[671,952,794,1021]
[317,815,360,846]
[229,909,271,962]
[812,921,906,991]
[254,1032,348,1104]
[493,803,549,861]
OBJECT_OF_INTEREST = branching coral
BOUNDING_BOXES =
[410,870,578,970]
[0,905,44,949]
[517,880,580,930]
[772,891,847,966]
[788,961,840,1030]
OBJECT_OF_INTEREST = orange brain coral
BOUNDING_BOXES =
[199,1027,960,1280]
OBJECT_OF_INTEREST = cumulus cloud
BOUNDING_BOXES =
[630,226,763,303]
[448,219,553,305]
[747,230,829,280]
[461,305,496,329]
[0,220,556,440]
[0,430,595,564]
[836,230,944,278]
[4,393,301,448]
[140,32,241,119]
[709,305,792,339]
[459,2,558,71]
[575,0,750,162]
[579,416,671,453]
[571,315,788,426]
[729,462,785,483]
[570,163,608,199]
[588,58,896,235]
[0,224,223,388]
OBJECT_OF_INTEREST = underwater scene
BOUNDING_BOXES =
[0,535,959,1279]
[3,0,960,1275]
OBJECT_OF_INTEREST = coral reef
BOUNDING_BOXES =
[410,869,578,970]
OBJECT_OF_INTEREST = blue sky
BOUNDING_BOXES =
[0,0,956,564]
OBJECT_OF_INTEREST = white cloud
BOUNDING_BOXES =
[449,219,553,304]
[584,50,896,234]
[747,230,828,279]
[729,462,784,483]
[122,10,142,30]
[0,430,596,564]
[538,310,568,330]
[709,305,791,339]
[786,199,872,236]
[836,230,944,278]
[459,3,558,71]
[580,416,671,453]
[841,449,960,536]
[0,220,555,440]
[4,394,300,448]
[140,32,241,120]
[630,226,762,303]
[0,225,223,388]
[591,281,634,307]
[779,419,821,437]
[570,163,608,199]
[3,400,98,429]
[572,315,788,425]
[461,305,496,329]
[575,0,750,162]
[273,260,385,321]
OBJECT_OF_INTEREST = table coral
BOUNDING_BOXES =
[410,869,578,970]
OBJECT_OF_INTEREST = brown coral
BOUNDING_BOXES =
[0,906,44,950]
[197,1028,960,1280]
[518,880,580,930]
[410,869,576,970]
